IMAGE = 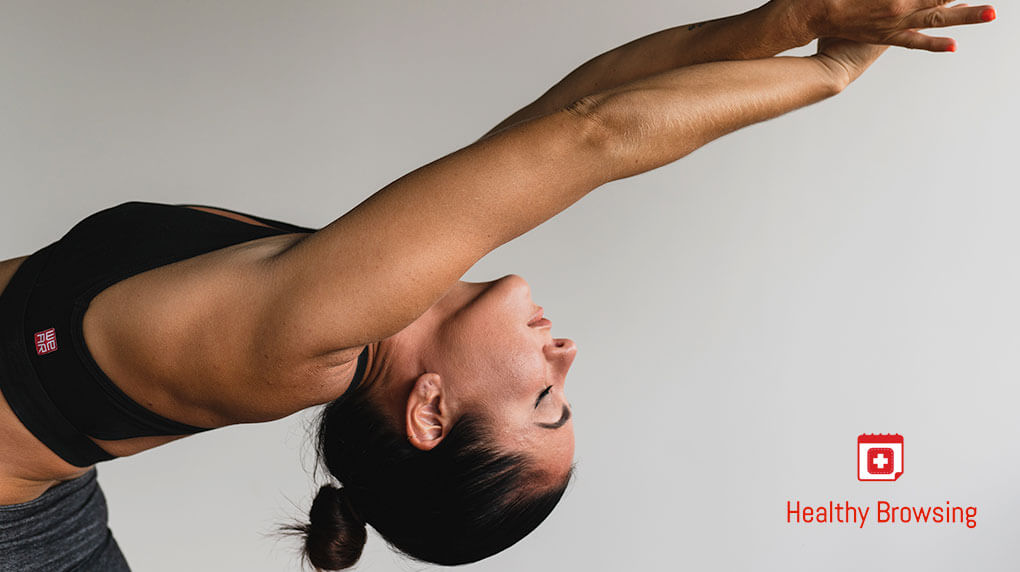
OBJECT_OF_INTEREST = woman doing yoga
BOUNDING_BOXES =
[0,0,996,570]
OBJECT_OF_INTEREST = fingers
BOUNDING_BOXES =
[888,29,958,51]
[888,3,994,52]
[906,4,996,30]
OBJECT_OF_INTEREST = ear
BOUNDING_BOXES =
[405,372,453,451]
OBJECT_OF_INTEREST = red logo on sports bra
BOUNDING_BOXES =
[34,328,58,355]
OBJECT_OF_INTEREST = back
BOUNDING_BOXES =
[0,201,321,469]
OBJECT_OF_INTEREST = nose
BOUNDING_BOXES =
[545,338,578,382]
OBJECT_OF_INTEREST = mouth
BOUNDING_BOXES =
[528,306,552,328]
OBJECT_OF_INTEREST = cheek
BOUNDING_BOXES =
[444,304,545,412]
[465,319,538,389]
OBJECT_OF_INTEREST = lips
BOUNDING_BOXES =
[527,306,548,327]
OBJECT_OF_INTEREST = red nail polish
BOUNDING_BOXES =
[948,43,956,52]
[981,8,996,22]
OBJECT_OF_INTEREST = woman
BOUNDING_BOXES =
[0,0,996,570]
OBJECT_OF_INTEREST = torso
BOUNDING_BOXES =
[0,206,364,505]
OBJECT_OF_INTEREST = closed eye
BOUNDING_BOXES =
[534,385,553,408]
[536,404,571,430]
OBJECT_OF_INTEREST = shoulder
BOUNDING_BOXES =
[83,230,353,426]
[183,243,371,421]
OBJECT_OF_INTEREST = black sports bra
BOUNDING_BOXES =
[0,201,369,467]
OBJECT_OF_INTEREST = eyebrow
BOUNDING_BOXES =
[535,404,571,430]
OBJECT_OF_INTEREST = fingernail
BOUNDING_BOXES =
[948,42,957,52]
[980,7,996,22]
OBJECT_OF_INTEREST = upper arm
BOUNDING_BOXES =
[474,100,547,144]
[254,105,611,360]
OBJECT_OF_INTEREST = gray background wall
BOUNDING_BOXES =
[2,1,1015,570]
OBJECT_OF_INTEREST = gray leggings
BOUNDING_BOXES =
[0,467,130,571]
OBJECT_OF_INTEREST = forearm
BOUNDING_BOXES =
[484,0,813,137]
[585,55,838,183]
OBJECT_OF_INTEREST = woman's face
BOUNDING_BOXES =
[426,274,577,480]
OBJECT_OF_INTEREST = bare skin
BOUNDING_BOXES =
[0,0,995,505]
[0,208,348,504]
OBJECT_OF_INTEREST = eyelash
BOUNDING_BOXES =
[536,385,553,406]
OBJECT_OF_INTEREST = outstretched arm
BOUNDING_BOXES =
[476,1,807,142]
[251,53,845,379]
[476,0,995,142]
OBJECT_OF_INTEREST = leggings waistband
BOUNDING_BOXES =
[0,468,130,571]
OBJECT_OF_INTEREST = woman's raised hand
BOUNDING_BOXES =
[793,0,996,52]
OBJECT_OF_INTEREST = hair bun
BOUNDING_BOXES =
[334,486,365,526]
[304,484,367,570]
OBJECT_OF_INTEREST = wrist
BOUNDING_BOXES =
[766,0,822,48]
[810,54,849,94]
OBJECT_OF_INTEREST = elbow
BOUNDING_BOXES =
[562,95,614,150]
[561,96,618,181]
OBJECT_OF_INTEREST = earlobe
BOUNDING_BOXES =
[405,372,450,451]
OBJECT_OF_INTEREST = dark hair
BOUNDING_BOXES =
[279,381,574,570]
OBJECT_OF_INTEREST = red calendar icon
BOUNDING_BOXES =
[858,434,903,482]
